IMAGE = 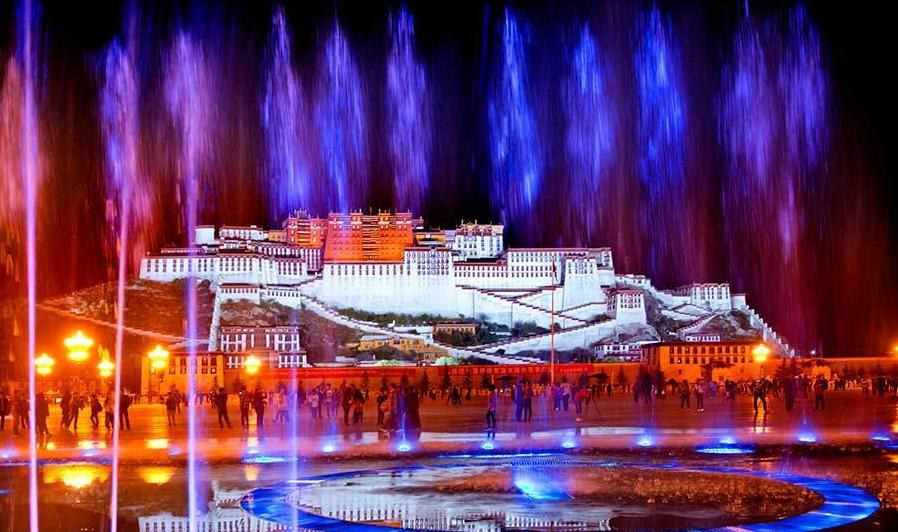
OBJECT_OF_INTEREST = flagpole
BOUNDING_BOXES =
[550,260,556,385]
[550,288,555,385]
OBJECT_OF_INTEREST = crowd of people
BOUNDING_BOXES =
[1,369,897,440]
[0,387,134,439]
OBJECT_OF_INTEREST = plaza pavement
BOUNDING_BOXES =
[1,389,896,464]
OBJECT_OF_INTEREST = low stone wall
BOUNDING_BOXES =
[221,362,645,390]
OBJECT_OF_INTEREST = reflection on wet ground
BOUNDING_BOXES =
[1,448,896,532]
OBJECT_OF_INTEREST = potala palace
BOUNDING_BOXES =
[139,210,794,363]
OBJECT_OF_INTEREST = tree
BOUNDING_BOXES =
[652,369,666,396]
[441,365,452,390]
[230,374,245,394]
[775,358,800,381]
[361,370,370,390]
[578,371,590,387]
[463,369,474,391]
[419,370,430,392]
[616,368,628,389]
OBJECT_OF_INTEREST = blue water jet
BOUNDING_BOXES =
[315,22,368,212]
[635,5,689,279]
[387,7,431,213]
[563,24,615,240]
[164,31,215,532]
[488,9,542,226]
[262,7,313,218]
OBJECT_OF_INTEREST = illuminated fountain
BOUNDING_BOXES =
[164,28,215,532]
[262,6,314,219]
[5,1,45,531]
[0,2,894,531]
[99,26,147,532]
[488,8,542,230]
[635,5,697,281]
[562,24,615,244]
[387,7,432,214]
[315,21,369,212]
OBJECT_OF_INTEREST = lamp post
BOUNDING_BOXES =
[244,354,261,377]
[98,357,114,379]
[64,330,93,363]
[148,345,170,398]
[35,352,55,376]
[35,353,55,391]
[64,330,93,391]
[97,356,114,395]
[753,343,771,378]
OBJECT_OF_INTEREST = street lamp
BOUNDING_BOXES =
[98,357,115,379]
[752,343,771,363]
[244,354,261,376]
[148,345,170,370]
[35,352,55,376]
[64,330,94,363]
[148,345,170,397]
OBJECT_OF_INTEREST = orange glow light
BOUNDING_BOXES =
[64,330,93,363]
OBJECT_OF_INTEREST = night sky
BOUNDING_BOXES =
[1,0,896,355]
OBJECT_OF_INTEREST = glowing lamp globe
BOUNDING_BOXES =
[148,344,170,371]
[35,353,55,376]
[98,357,115,379]
[244,355,261,376]
[752,344,770,363]
[64,330,94,363]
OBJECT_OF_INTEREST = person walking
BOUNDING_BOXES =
[323,385,336,419]
[274,391,289,424]
[342,385,354,426]
[103,395,115,431]
[238,386,251,428]
[120,392,132,431]
[0,389,10,432]
[575,386,589,421]
[375,390,386,427]
[13,390,27,435]
[36,393,50,437]
[165,392,178,427]
[523,382,533,421]
[561,380,572,411]
[60,390,72,429]
[814,375,828,411]
[70,392,84,430]
[89,394,102,429]
[252,388,267,430]
[352,390,364,425]
[486,384,498,439]
[404,386,421,440]
[216,387,232,428]
[784,375,797,412]
[309,389,321,421]
[695,379,706,412]
[753,378,769,415]
[679,380,691,409]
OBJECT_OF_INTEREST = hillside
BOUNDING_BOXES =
[220,299,361,362]
[42,279,214,338]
